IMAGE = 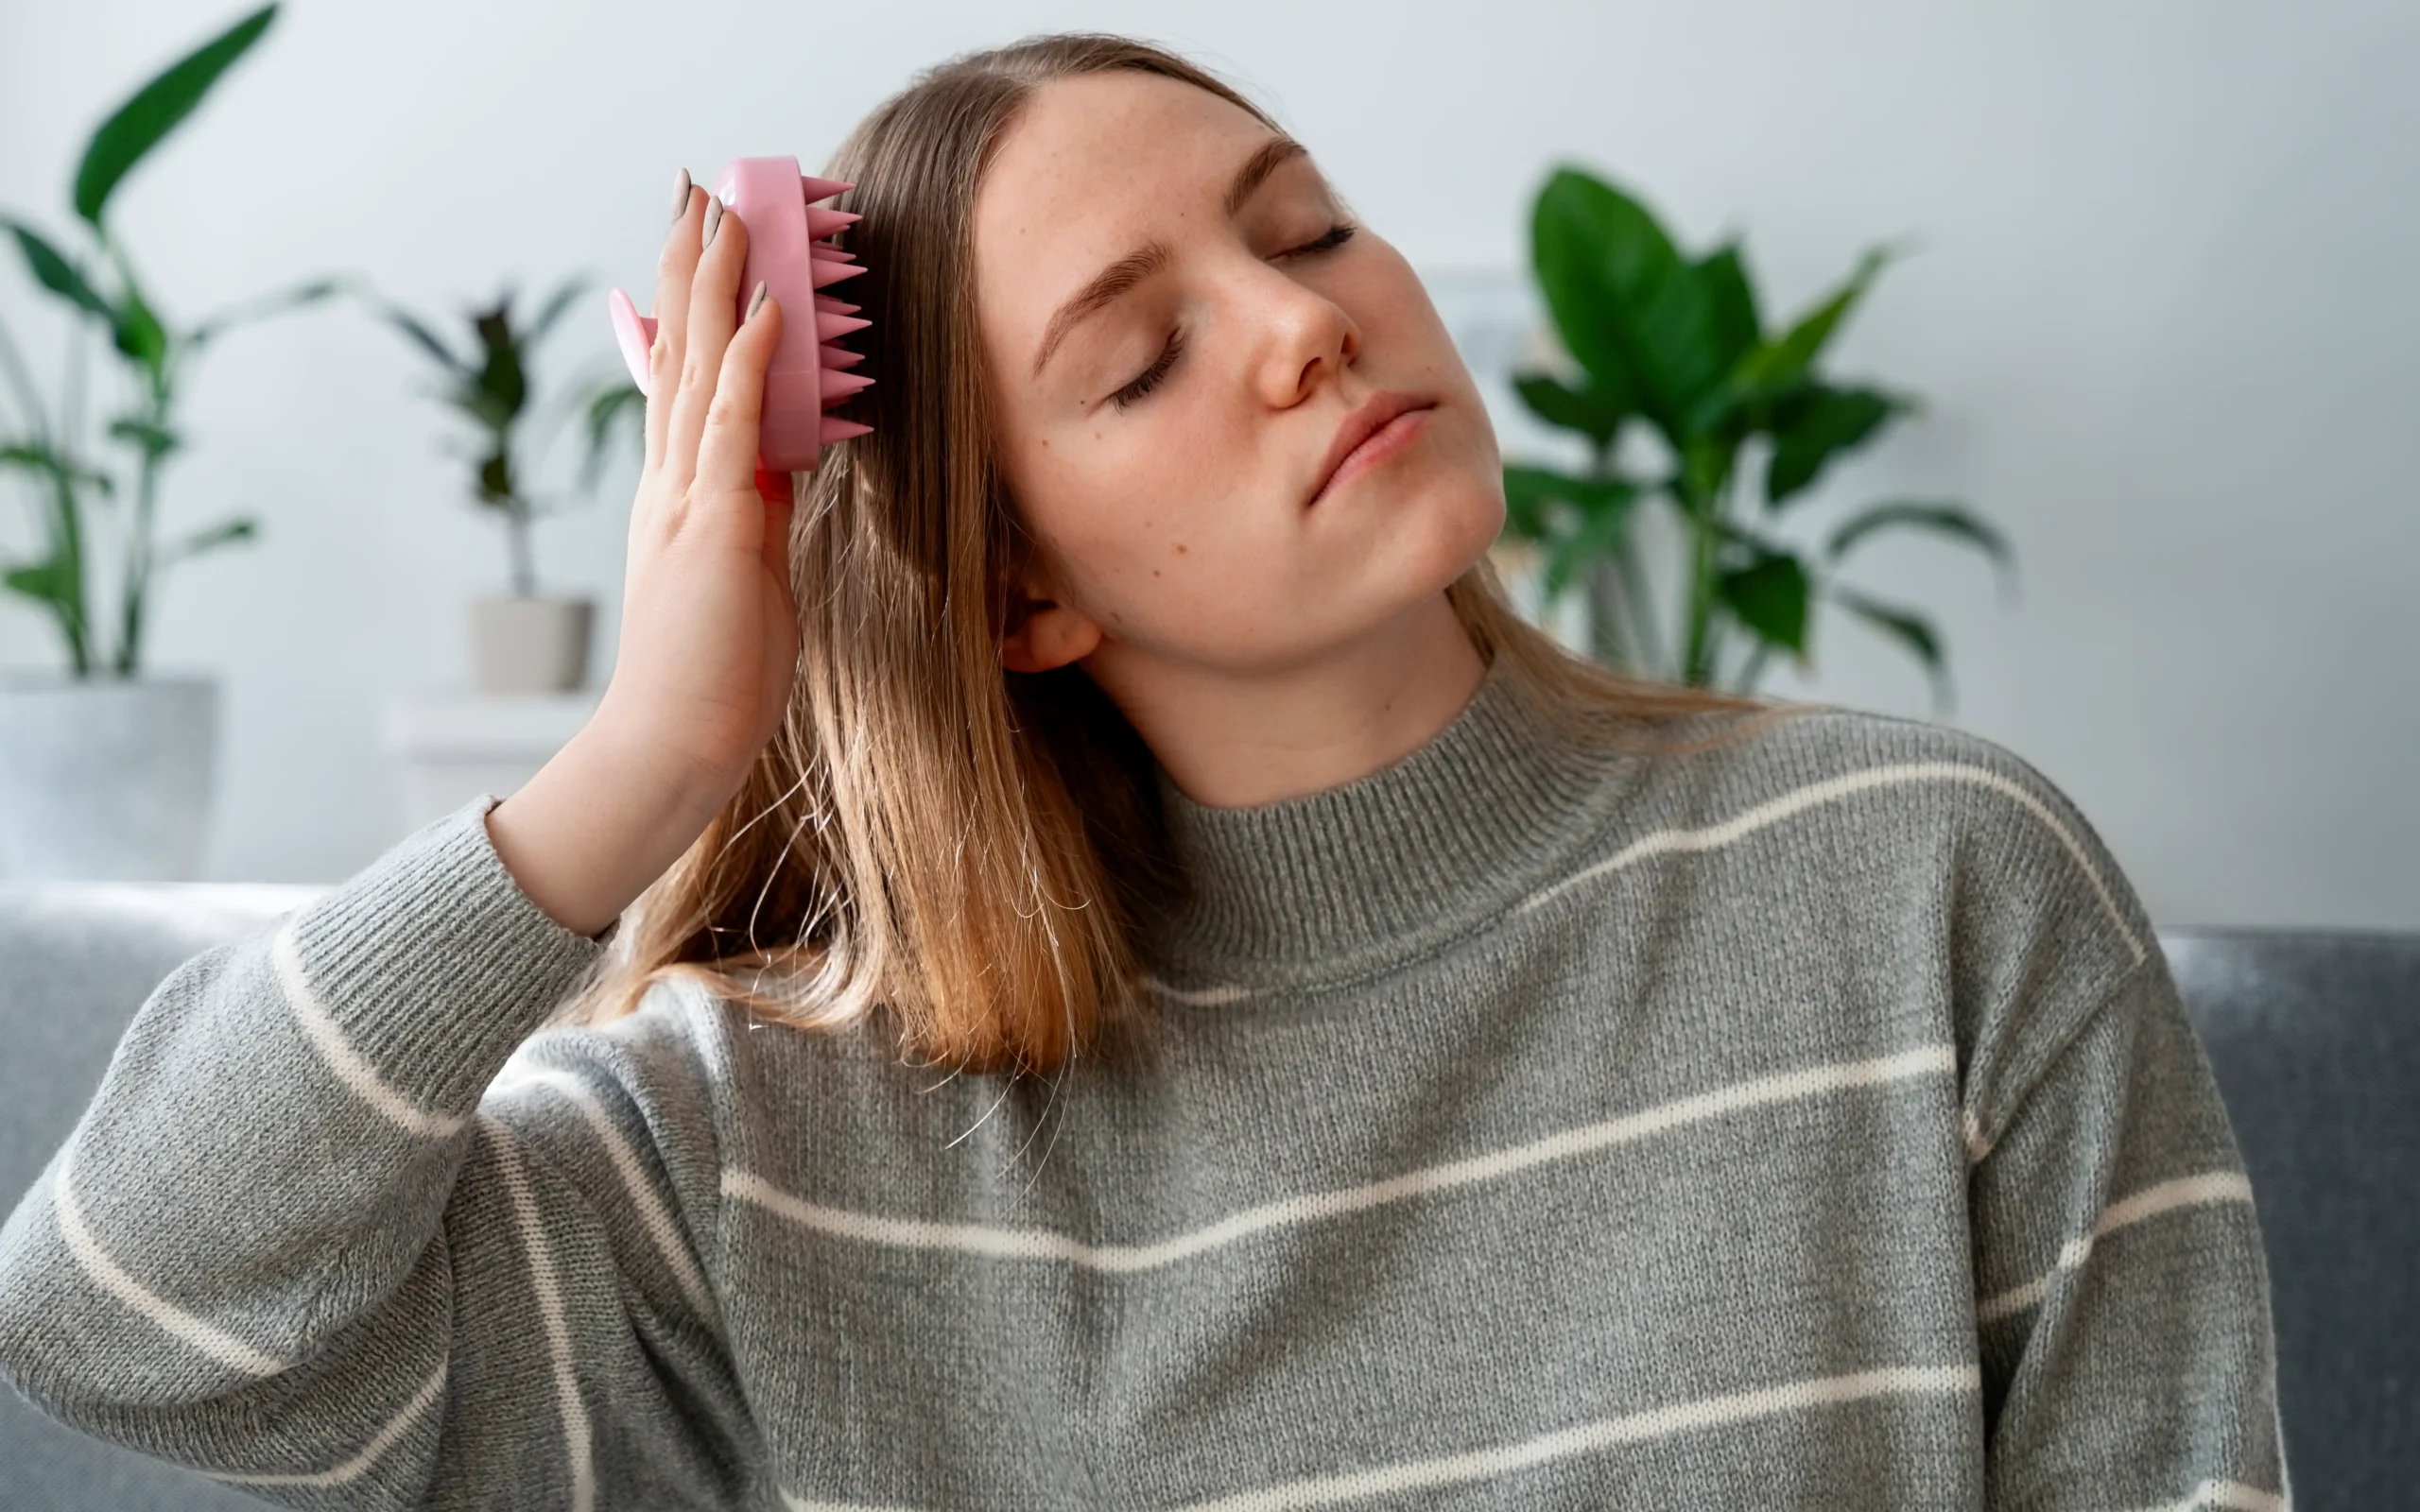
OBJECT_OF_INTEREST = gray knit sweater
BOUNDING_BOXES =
[0,655,2289,1509]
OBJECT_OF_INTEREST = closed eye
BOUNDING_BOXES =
[1108,219,1361,412]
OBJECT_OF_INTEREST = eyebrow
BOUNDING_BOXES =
[1029,134,1311,380]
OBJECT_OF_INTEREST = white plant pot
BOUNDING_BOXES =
[0,673,219,881]
[469,593,595,695]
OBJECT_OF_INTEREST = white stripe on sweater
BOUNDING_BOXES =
[2115,1479,2287,1512]
[1146,760,2146,1009]
[1976,1171,2256,1324]
[486,1064,724,1330]
[726,1046,1956,1271]
[483,1112,596,1512]
[273,922,465,1139]
[210,1360,448,1488]
[47,1138,289,1378]
[1174,1364,1982,1510]
[1518,761,2143,962]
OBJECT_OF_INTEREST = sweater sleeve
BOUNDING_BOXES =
[1962,878,2290,1506]
[0,793,762,1508]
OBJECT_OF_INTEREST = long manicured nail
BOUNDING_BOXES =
[670,167,691,224]
[701,197,724,251]
[747,280,769,319]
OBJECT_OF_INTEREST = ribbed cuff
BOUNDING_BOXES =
[285,791,610,1114]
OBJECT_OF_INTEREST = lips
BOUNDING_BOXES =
[1310,390,1436,506]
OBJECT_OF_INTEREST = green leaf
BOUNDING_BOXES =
[0,441,114,494]
[1531,165,1724,438]
[106,415,180,460]
[3,219,112,319]
[1500,464,1634,543]
[1729,240,1901,401]
[74,4,280,227]
[1831,584,1952,713]
[379,303,465,373]
[110,278,170,374]
[2,556,78,610]
[1510,370,1630,450]
[468,298,528,430]
[1766,386,1903,507]
[579,379,646,493]
[1696,241,1761,372]
[1824,499,2015,593]
[1540,490,1640,602]
[190,274,351,349]
[161,515,257,559]
[522,274,590,352]
[1716,550,1810,655]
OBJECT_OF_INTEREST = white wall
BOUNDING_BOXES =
[1,0,2412,927]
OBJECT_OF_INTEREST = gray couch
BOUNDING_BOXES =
[1,885,2413,1509]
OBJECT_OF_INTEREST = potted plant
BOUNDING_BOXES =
[0,2,346,880]
[1498,164,2017,713]
[368,276,645,695]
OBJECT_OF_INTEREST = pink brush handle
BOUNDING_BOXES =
[607,158,875,472]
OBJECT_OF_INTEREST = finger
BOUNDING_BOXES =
[664,198,750,498]
[644,172,704,478]
[691,284,782,524]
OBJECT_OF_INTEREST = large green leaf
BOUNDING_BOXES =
[111,276,170,374]
[1766,385,1904,507]
[74,4,280,227]
[1728,241,1899,402]
[3,219,112,319]
[1531,166,1723,438]
[1831,584,1951,713]
[1696,241,1761,372]
[1511,369,1630,450]
[380,303,465,373]
[468,300,528,431]
[1824,499,2015,594]
[1717,549,1810,655]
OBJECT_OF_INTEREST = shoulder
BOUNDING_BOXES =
[1613,699,2161,1115]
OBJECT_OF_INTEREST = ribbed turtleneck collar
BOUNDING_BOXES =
[1139,654,1645,991]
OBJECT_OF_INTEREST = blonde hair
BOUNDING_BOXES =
[558,32,1810,1077]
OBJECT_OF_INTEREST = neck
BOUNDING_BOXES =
[1133,640,1643,985]
[1080,591,1488,811]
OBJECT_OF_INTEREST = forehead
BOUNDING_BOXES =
[973,72,1288,342]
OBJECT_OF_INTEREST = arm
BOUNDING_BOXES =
[0,791,759,1506]
[1967,949,2291,1509]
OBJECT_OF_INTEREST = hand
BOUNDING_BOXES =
[594,175,801,803]
[484,173,800,939]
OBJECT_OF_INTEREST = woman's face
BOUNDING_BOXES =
[974,70,1504,684]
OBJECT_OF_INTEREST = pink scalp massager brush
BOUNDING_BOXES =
[606,157,875,473]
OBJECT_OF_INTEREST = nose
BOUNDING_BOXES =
[1241,258,1359,409]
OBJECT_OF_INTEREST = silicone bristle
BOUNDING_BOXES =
[813,295,861,316]
[815,311,873,342]
[801,175,856,203]
[810,258,869,292]
[805,207,861,239]
[820,347,866,370]
[821,416,873,442]
[818,370,875,409]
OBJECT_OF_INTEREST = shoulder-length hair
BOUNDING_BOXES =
[557,31,1802,1077]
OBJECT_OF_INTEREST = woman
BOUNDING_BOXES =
[0,31,2286,1510]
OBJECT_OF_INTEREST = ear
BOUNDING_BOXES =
[998,564,1105,675]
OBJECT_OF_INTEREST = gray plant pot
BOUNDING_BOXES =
[469,593,594,695]
[0,674,219,881]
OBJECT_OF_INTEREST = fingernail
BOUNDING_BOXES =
[670,167,691,224]
[748,280,769,318]
[701,197,724,251]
